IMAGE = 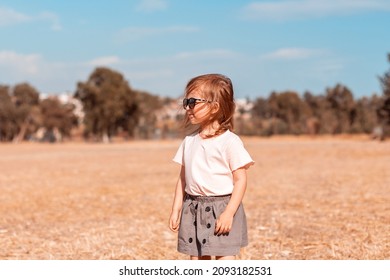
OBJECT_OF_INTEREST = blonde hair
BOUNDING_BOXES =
[183,74,235,137]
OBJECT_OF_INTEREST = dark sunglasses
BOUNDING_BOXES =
[183,98,211,109]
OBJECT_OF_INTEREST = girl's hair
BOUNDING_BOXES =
[183,73,235,137]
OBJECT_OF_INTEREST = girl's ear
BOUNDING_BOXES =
[211,102,219,114]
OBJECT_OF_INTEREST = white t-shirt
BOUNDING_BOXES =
[173,130,254,196]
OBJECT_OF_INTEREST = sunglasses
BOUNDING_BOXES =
[183,98,211,109]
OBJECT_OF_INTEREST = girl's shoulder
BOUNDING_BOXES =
[207,130,244,150]
[180,132,200,147]
[224,130,243,143]
[225,129,239,138]
[183,132,199,141]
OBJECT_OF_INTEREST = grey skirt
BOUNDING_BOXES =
[177,193,248,257]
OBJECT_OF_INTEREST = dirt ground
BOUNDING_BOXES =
[0,135,389,260]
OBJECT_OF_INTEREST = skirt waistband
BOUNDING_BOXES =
[185,193,231,202]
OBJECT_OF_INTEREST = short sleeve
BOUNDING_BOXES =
[172,139,185,166]
[227,136,254,171]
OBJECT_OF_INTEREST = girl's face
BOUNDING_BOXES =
[184,91,212,126]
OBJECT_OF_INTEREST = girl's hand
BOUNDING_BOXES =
[169,211,181,232]
[169,166,185,232]
[215,211,233,235]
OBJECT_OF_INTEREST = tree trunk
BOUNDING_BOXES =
[13,119,28,143]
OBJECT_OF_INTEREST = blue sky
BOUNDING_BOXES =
[0,0,389,99]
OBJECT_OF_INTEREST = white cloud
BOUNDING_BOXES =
[39,12,62,31]
[0,48,354,98]
[0,50,84,93]
[261,48,327,60]
[88,56,121,67]
[115,25,199,42]
[82,50,248,96]
[240,0,390,21]
[0,50,42,75]
[0,6,61,30]
[136,0,168,12]
[0,7,30,26]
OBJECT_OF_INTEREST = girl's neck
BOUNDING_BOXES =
[199,121,221,138]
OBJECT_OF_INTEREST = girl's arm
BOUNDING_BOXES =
[215,167,247,235]
[169,165,186,232]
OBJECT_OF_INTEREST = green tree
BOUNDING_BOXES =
[325,84,356,134]
[132,90,162,139]
[268,91,310,134]
[39,97,78,141]
[303,91,322,135]
[251,97,273,136]
[0,86,17,141]
[351,96,381,134]
[378,53,390,136]
[12,83,40,142]
[252,97,271,119]
[74,67,139,142]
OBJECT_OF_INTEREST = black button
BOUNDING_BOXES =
[189,238,193,243]
[206,223,211,228]
[193,221,196,226]
[202,239,206,244]
[205,206,211,212]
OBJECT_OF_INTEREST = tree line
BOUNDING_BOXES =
[237,84,386,137]
[0,55,389,142]
[0,83,77,142]
[238,54,389,139]
[0,67,167,142]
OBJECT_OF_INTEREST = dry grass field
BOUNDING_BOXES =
[0,135,389,260]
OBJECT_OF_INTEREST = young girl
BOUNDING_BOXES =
[169,74,254,260]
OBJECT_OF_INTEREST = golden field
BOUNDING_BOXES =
[0,136,389,260]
